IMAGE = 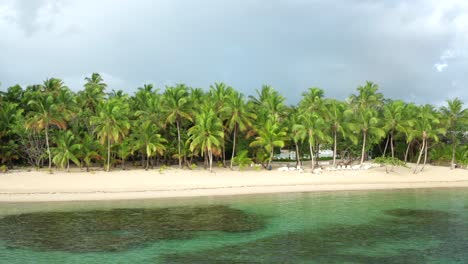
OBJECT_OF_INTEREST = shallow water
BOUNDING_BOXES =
[0,188,467,263]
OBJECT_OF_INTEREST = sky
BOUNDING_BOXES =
[0,0,467,105]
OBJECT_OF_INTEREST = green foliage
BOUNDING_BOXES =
[0,76,466,173]
[374,156,408,173]
[232,150,253,171]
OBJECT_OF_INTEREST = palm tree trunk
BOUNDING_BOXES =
[451,135,456,169]
[309,140,315,171]
[404,141,411,163]
[383,136,389,157]
[360,131,367,165]
[67,159,70,172]
[414,138,425,173]
[176,119,182,168]
[333,130,337,167]
[390,131,395,158]
[146,151,150,170]
[230,125,237,169]
[421,138,429,171]
[107,137,111,172]
[295,141,301,167]
[45,127,52,170]
[208,148,213,172]
[267,149,274,169]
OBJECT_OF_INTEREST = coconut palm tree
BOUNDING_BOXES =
[163,84,193,168]
[249,120,287,169]
[77,133,101,172]
[382,100,405,158]
[348,81,384,111]
[440,98,468,169]
[250,85,285,123]
[133,123,167,170]
[412,105,446,173]
[287,107,306,167]
[82,73,107,111]
[26,91,69,170]
[348,82,385,165]
[52,130,81,171]
[296,112,329,170]
[324,99,354,166]
[188,109,224,172]
[350,108,386,165]
[225,91,256,169]
[90,98,130,172]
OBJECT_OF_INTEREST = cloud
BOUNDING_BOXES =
[0,0,467,106]
[434,63,448,72]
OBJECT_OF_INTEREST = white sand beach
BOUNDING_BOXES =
[0,164,467,202]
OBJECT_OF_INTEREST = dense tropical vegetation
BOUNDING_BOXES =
[0,74,467,173]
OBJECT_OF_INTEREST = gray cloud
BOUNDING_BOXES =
[0,0,467,105]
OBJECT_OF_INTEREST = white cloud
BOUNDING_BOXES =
[434,63,448,72]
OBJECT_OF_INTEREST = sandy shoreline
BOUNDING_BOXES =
[0,164,467,202]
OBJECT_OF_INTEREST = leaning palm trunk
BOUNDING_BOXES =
[414,137,425,173]
[404,140,412,162]
[360,131,367,165]
[382,136,389,157]
[45,127,52,170]
[390,131,395,158]
[421,138,429,172]
[230,125,238,169]
[267,149,274,169]
[309,140,315,171]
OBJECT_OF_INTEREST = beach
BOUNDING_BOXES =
[0,164,466,202]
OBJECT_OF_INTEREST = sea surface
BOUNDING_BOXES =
[0,188,467,263]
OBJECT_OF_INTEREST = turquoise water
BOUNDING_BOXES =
[0,188,467,263]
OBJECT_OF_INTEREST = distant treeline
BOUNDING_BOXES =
[0,74,467,173]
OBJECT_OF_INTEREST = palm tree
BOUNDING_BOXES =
[348,82,385,165]
[351,108,386,165]
[440,98,468,169]
[324,99,353,166]
[412,105,446,173]
[26,90,69,170]
[250,85,285,123]
[52,130,81,171]
[163,84,193,168]
[225,91,256,169]
[116,138,135,170]
[348,81,384,111]
[296,112,328,170]
[82,73,107,111]
[77,133,101,172]
[187,109,224,172]
[382,100,405,158]
[249,120,287,169]
[134,123,167,170]
[209,83,233,166]
[90,98,130,172]
[287,107,306,167]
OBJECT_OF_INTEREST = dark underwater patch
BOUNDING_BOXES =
[384,208,452,219]
[0,205,265,253]
[160,208,467,264]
